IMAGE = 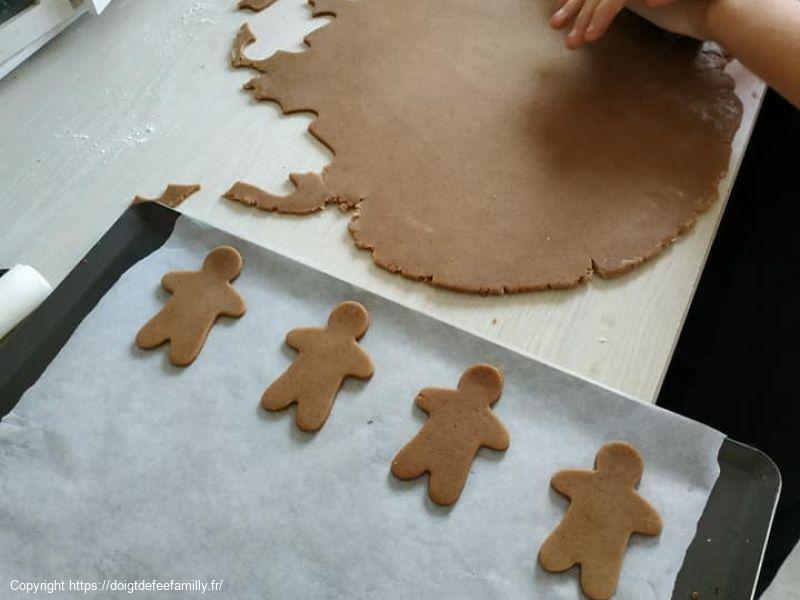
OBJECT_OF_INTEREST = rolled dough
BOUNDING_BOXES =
[227,0,742,294]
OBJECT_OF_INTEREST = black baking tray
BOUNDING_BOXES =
[0,202,781,599]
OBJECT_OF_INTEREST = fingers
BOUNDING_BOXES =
[550,0,585,30]
[584,0,627,41]
[567,0,603,48]
[550,0,625,49]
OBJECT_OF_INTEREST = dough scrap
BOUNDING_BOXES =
[224,173,335,214]
[133,183,201,208]
[538,442,663,600]
[136,246,246,366]
[261,301,374,432]
[391,364,510,505]
[237,0,278,12]
[228,0,743,294]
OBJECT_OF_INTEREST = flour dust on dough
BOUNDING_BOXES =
[227,0,743,294]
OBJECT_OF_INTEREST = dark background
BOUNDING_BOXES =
[658,89,800,596]
[0,0,35,25]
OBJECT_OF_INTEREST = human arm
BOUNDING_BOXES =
[629,0,800,109]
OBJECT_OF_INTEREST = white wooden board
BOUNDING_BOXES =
[0,0,765,403]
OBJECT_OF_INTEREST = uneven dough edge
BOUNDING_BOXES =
[345,210,593,295]
[227,10,358,215]
[226,1,743,295]
[344,180,728,294]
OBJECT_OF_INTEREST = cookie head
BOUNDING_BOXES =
[458,364,504,405]
[203,246,243,281]
[595,442,644,486]
[328,301,370,338]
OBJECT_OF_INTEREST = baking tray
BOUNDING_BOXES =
[0,202,780,599]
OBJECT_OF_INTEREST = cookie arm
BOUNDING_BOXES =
[632,498,663,536]
[222,287,247,317]
[482,415,510,451]
[285,328,314,351]
[161,272,180,292]
[347,346,375,379]
[415,389,447,414]
[550,470,587,497]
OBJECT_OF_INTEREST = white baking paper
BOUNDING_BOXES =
[0,215,724,599]
[0,264,52,340]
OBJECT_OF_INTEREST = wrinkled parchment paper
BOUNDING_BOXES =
[0,215,723,599]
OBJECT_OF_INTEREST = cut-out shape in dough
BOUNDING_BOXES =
[391,364,510,505]
[227,0,743,294]
[261,301,374,432]
[539,441,663,600]
[136,246,246,366]
[133,183,201,208]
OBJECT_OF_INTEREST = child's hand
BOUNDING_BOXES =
[552,0,800,108]
[550,0,680,49]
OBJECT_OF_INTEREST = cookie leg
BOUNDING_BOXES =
[538,532,577,573]
[295,393,335,431]
[168,331,204,366]
[579,560,620,600]
[261,371,298,412]
[136,313,170,349]
[391,444,428,481]
[428,465,470,506]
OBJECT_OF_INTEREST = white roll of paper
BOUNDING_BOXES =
[0,264,52,340]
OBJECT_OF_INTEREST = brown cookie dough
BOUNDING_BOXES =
[228,0,743,294]
[224,173,333,214]
[133,183,201,208]
[237,0,277,12]
[230,23,266,70]
[539,442,663,600]
[261,301,374,432]
[391,364,510,506]
[136,246,246,366]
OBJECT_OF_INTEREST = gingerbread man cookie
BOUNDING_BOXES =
[391,364,510,506]
[136,246,246,366]
[538,442,663,600]
[261,301,374,432]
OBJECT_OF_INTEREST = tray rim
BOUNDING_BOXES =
[0,201,781,599]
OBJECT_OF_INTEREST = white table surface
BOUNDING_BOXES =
[0,0,765,403]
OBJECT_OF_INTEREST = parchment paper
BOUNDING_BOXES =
[0,215,723,599]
